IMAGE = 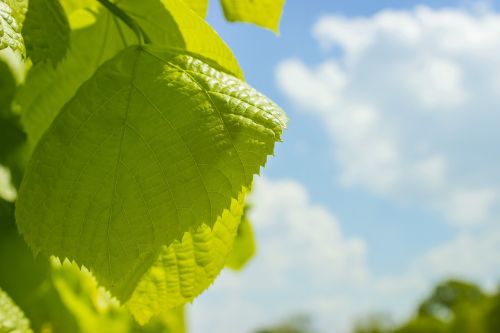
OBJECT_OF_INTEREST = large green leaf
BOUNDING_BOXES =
[17,0,242,149]
[0,288,32,333]
[128,192,245,323]
[16,46,286,301]
[22,0,70,66]
[181,0,209,18]
[0,0,26,54]
[220,0,286,33]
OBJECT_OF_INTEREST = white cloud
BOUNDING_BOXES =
[190,177,371,333]
[276,5,500,227]
[189,177,500,333]
[191,6,500,333]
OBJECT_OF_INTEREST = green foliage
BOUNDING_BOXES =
[17,0,243,148]
[255,314,315,333]
[22,0,70,66]
[1,198,186,333]
[128,192,245,323]
[220,0,286,33]
[0,288,32,333]
[16,44,285,302]
[226,209,256,270]
[0,60,26,188]
[181,0,208,18]
[1,0,286,330]
[0,0,26,54]
[354,279,500,333]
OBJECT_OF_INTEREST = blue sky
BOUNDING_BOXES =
[189,1,500,332]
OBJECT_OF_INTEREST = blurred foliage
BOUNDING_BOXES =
[254,314,316,333]
[0,198,186,333]
[354,279,500,333]
[226,206,256,271]
[0,59,26,188]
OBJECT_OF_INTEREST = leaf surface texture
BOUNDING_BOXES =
[0,0,26,54]
[128,193,245,323]
[16,46,286,301]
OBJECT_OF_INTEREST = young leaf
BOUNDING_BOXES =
[127,193,245,323]
[226,214,256,271]
[17,9,134,148]
[0,288,32,333]
[16,46,286,301]
[22,0,70,66]
[0,0,26,54]
[181,0,209,18]
[220,0,286,33]
[119,0,243,78]
[18,0,243,149]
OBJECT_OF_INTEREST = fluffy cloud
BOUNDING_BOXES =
[190,177,372,333]
[276,6,500,227]
[190,177,500,333]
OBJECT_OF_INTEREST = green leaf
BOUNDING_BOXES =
[16,8,134,148]
[127,192,245,323]
[220,0,286,33]
[0,199,81,333]
[226,212,256,271]
[18,0,243,149]
[0,59,26,189]
[120,0,243,78]
[0,59,15,115]
[16,46,286,301]
[181,0,209,18]
[22,0,70,66]
[0,0,27,54]
[0,288,32,333]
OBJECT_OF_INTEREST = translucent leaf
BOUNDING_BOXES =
[22,0,70,66]
[220,0,286,33]
[120,0,243,78]
[17,0,242,149]
[128,193,245,323]
[0,288,32,333]
[16,46,286,301]
[16,9,133,148]
[0,0,26,54]
[226,214,256,271]
[181,0,209,18]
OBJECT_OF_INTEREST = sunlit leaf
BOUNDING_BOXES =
[220,0,286,33]
[181,0,209,18]
[128,193,245,323]
[16,46,286,301]
[226,213,256,271]
[0,0,27,54]
[0,288,32,333]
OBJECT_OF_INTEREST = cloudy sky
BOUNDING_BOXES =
[190,0,500,332]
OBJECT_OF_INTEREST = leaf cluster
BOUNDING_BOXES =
[0,0,286,331]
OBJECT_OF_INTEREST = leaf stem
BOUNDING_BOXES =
[97,0,151,45]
